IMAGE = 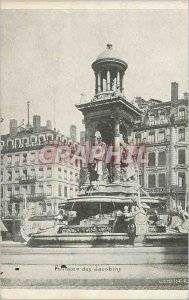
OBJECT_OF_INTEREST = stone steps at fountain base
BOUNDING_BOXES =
[1,245,188,265]
[27,232,188,251]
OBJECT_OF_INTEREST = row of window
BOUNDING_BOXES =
[148,172,186,188]
[148,173,166,188]
[1,184,78,198]
[135,128,185,145]
[1,152,36,165]
[6,203,21,216]
[148,113,167,125]
[148,151,166,166]
[148,107,186,126]
[1,167,52,181]
[1,151,81,168]
[1,167,79,182]
[58,168,79,181]
[148,148,186,167]
[135,132,167,145]
[4,201,58,217]
[1,134,75,150]
[58,185,78,198]
[3,185,52,197]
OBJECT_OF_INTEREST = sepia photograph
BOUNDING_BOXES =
[0,1,188,299]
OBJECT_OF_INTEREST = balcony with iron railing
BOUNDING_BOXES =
[3,211,21,218]
[19,176,36,184]
[9,194,24,202]
[146,187,170,194]
[170,185,187,194]
[133,120,169,130]
[174,115,188,124]
[26,193,46,202]
[134,136,170,146]
[10,193,46,202]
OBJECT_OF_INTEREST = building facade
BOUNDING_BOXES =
[77,44,188,212]
[132,83,188,210]
[1,45,188,233]
[1,115,80,223]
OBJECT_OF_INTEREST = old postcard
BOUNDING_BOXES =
[0,1,188,299]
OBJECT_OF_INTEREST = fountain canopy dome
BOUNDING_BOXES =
[92,44,128,71]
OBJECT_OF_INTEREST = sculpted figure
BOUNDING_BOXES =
[167,206,188,233]
[93,131,107,181]
[121,136,137,183]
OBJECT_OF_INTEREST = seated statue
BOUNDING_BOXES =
[167,206,188,233]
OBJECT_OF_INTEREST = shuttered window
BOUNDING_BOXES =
[148,174,155,188]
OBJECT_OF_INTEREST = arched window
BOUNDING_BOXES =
[148,132,155,144]
[7,155,12,165]
[149,114,155,125]
[148,174,156,188]
[179,107,185,119]
[158,173,166,187]
[39,136,44,144]
[178,172,185,187]
[15,139,20,148]
[70,188,73,198]
[7,140,12,149]
[31,136,36,143]
[58,184,62,197]
[159,131,165,143]
[159,112,165,124]
[23,138,28,144]
[178,128,185,141]
[23,153,27,163]
[158,151,166,166]
[135,133,141,145]
[48,135,52,141]
[8,203,12,215]
[178,149,185,164]
[148,152,155,166]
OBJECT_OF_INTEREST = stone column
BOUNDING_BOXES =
[106,70,111,91]
[170,126,177,186]
[116,71,120,91]
[4,201,7,217]
[12,203,16,216]
[120,72,124,93]
[82,122,91,185]
[95,72,98,94]
[97,72,101,93]
[101,76,103,92]
[169,125,177,210]
[113,118,121,182]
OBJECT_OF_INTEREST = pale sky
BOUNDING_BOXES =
[1,9,188,139]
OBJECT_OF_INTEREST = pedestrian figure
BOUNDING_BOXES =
[123,205,136,246]
[112,210,126,233]
[112,205,136,245]
[54,209,68,226]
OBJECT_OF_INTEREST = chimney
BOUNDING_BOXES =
[80,131,85,145]
[70,125,77,142]
[184,92,188,101]
[33,115,41,132]
[171,82,178,103]
[46,120,52,130]
[9,119,17,137]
